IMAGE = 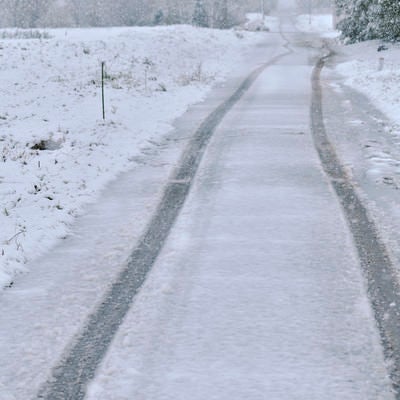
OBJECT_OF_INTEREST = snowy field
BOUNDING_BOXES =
[0,25,265,288]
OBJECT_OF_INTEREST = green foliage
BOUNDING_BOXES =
[373,0,400,41]
[336,0,400,42]
[336,0,377,42]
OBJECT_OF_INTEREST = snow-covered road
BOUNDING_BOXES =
[0,17,288,400]
[0,7,396,400]
[85,17,393,400]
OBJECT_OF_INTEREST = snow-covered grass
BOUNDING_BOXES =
[336,41,400,125]
[0,25,264,288]
[333,40,400,190]
[325,38,400,275]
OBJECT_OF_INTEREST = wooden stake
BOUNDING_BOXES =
[101,61,106,120]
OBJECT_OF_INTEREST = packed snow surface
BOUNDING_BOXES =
[0,10,396,400]
[0,25,264,288]
[334,42,400,198]
[0,23,287,400]
[324,39,400,272]
[86,41,393,399]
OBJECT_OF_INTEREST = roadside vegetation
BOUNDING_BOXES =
[335,0,400,43]
[0,0,265,29]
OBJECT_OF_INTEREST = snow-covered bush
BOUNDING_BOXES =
[336,0,400,43]
[372,0,400,41]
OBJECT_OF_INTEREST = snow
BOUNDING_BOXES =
[0,8,397,400]
[82,14,395,399]
[86,46,394,399]
[0,25,286,399]
[0,25,265,289]
[244,13,280,32]
[326,39,400,270]
[296,14,339,38]
[335,41,400,125]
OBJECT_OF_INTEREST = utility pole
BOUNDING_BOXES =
[308,0,312,25]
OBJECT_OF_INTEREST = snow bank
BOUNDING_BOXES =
[336,41,400,125]
[334,40,400,202]
[326,40,400,274]
[0,25,263,288]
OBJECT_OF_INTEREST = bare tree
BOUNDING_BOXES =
[0,0,260,28]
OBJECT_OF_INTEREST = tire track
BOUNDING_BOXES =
[36,50,290,400]
[311,52,400,397]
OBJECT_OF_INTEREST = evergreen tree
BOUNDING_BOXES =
[373,0,400,41]
[336,0,400,42]
[336,0,377,43]
[192,0,209,27]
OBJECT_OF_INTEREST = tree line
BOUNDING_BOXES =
[335,0,400,42]
[0,0,264,29]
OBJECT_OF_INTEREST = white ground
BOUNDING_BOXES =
[0,10,398,400]
[0,25,265,288]
[297,15,400,273]
[85,14,394,399]
[335,40,400,125]
[296,14,338,38]
[245,13,280,32]
[0,23,286,399]
[324,31,400,273]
